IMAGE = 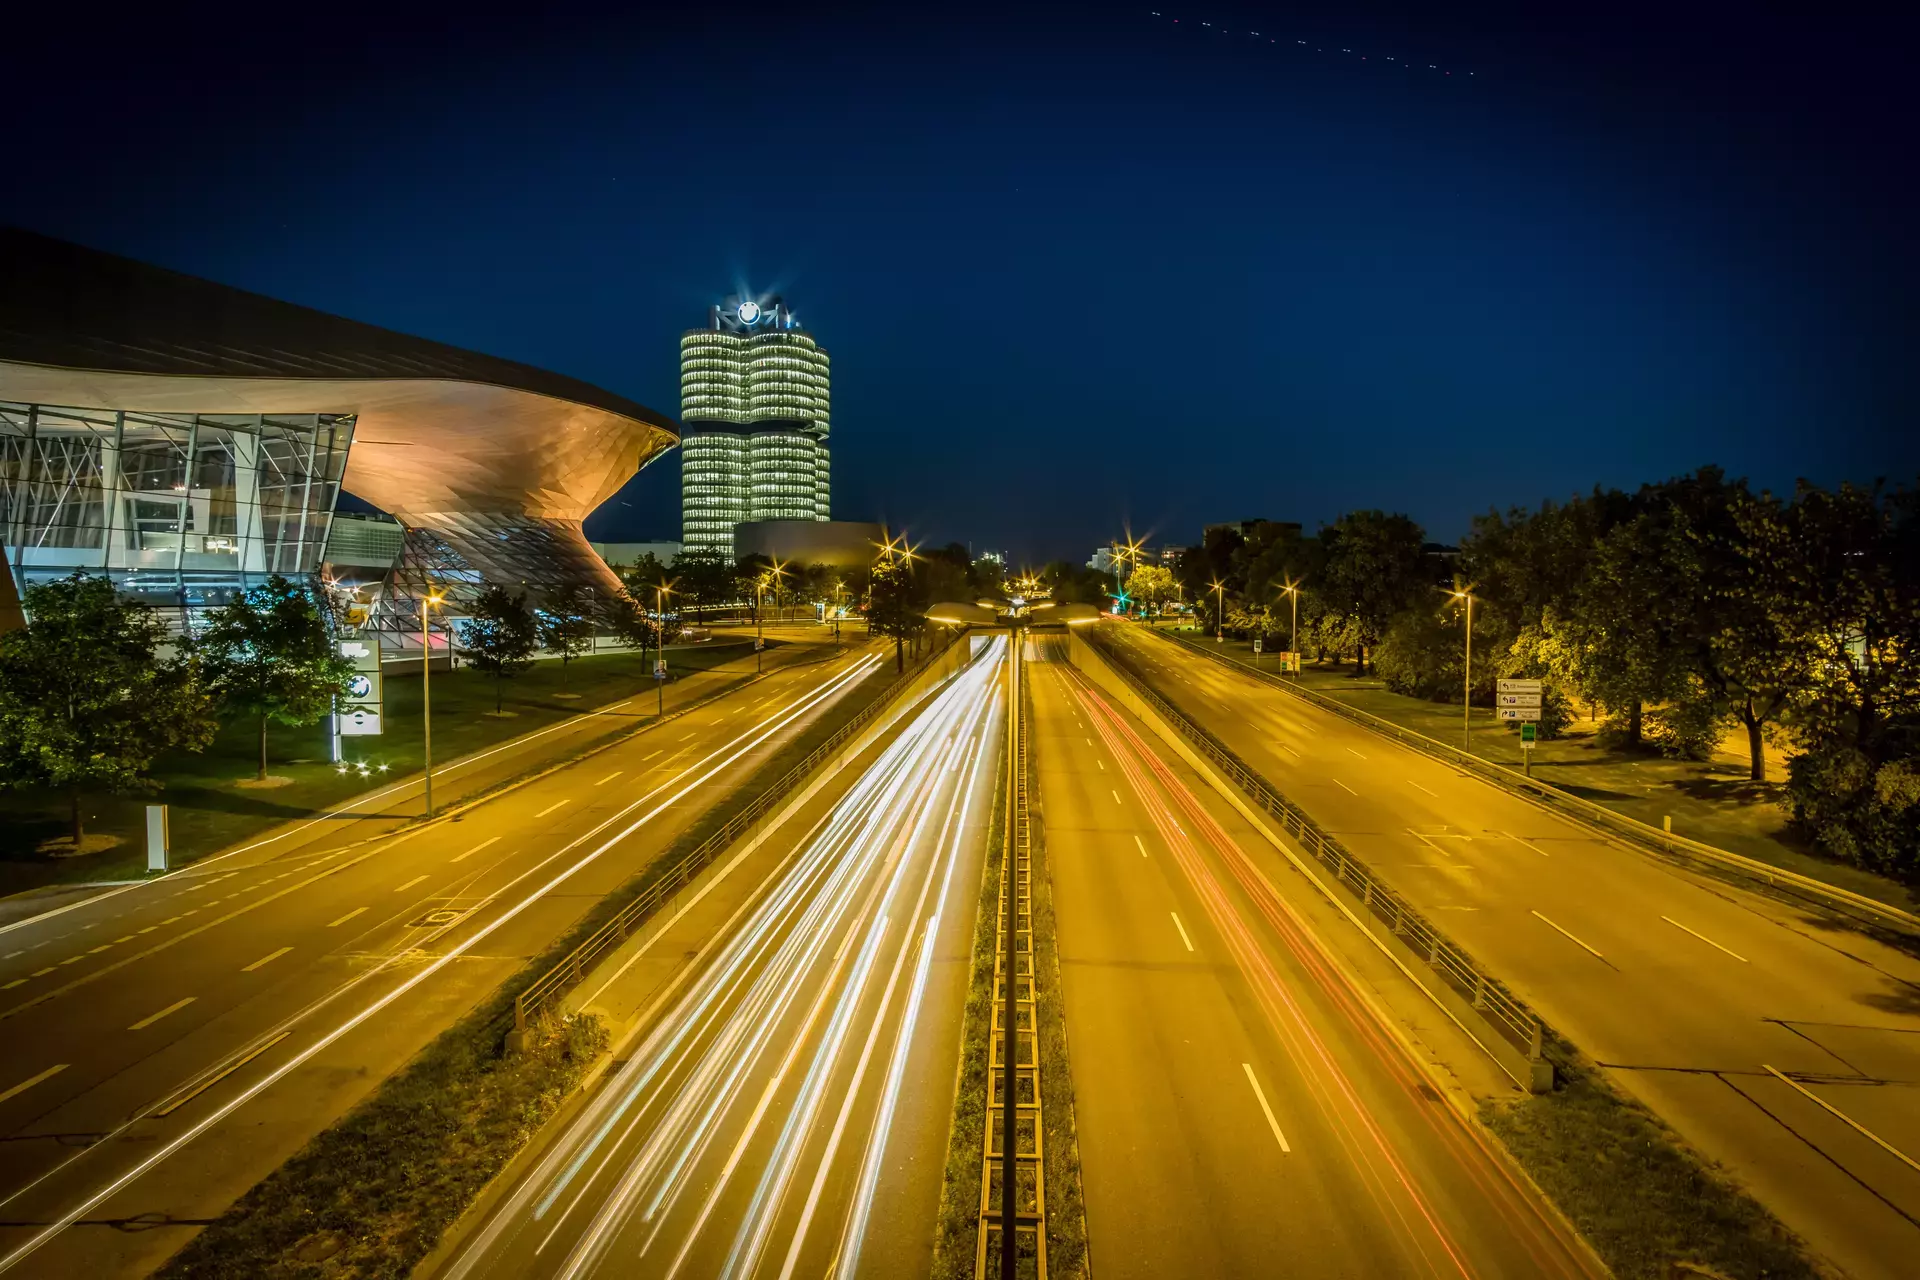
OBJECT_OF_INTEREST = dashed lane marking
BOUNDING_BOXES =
[1661,916,1748,963]
[394,875,429,894]
[328,907,369,928]
[1334,779,1357,796]
[241,947,293,973]
[1408,780,1438,797]
[593,770,623,786]
[1345,747,1367,760]
[451,836,501,864]
[1242,1064,1292,1153]
[1170,912,1195,952]
[1134,835,1149,858]
[534,799,569,818]
[0,1064,67,1106]
[129,997,195,1031]
[1111,790,1123,805]
[1530,910,1607,962]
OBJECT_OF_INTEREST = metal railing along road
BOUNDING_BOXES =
[1085,630,1545,1070]
[512,631,968,1037]
[1156,629,1920,939]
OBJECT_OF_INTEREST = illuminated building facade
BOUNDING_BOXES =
[1,229,678,637]
[680,295,830,555]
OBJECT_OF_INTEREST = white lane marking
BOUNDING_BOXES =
[1276,742,1301,759]
[327,907,368,928]
[451,836,501,864]
[241,947,292,973]
[29,968,53,978]
[1334,779,1358,796]
[1170,912,1195,952]
[1531,910,1606,961]
[1085,737,1093,747]
[1345,747,1367,759]
[1761,1064,1920,1174]
[1242,1063,1291,1153]
[1662,916,1748,963]
[678,733,695,742]
[0,1064,67,1105]
[1408,780,1437,797]
[1134,835,1149,858]
[1111,789,1123,805]
[1496,830,1548,856]
[0,981,22,991]
[394,875,429,894]
[593,770,622,786]
[151,1032,291,1119]
[128,997,196,1031]
[1096,759,1105,771]
[1,952,19,961]
[534,799,569,818]
[643,749,663,761]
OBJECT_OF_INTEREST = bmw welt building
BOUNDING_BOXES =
[0,229,679,638]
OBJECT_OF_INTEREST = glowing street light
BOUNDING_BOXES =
[653,579,676,717]
[1211,578,1226,643]
[755,559,786,673]
[1279,578,1301,678]
[1451,585,1475,751]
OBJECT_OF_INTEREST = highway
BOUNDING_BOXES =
[1103,622,1920,1279]
[0,639,890,1278]
[1028,640,1597,1278]
[434,638,1004,1280]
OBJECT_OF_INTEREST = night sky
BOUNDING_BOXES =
[7,2,1915,563]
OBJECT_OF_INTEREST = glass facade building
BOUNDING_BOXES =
[1,401,351,621]
[679,296,831,556]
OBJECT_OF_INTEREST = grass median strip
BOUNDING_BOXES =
[1481,1035,1819,1280]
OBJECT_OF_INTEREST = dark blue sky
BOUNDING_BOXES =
[8,2,1914,562]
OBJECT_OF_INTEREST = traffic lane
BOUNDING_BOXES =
[0,654,889,1221]
[1118,628,1920,1276]
[0,651,897,1277]
[0,637,858,961]
[1117,628,1920,1046]
[1039,661,1594,1279]
[439,644,1002,1280]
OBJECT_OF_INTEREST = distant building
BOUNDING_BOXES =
[977,550,1006,568]
[1158,546,1186,571]
[679,295,831,556]
[733,519,882,569]
[1203,519,1302,542]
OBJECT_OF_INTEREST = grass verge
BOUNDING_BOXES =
[150,662,889,1279]
[1026,722,1091,1280]
[929,763,1005,1280]
[1481,1037,1820,1280]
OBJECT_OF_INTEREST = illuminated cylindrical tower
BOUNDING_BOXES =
[678,295,830,555]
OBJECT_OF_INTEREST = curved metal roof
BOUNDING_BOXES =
[0,227,674,431]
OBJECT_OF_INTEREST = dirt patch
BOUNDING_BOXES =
[481,709,521,718]
[33,833,125,858]
[232,776,295,790]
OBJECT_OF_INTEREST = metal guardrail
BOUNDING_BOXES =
[1156,629,1920,938]
[1084,630,1544,1067]
[511,631,967,1037]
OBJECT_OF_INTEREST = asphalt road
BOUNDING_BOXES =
[434,638,1005,1280]
[1028,640,1597,1279]
[1107,622,1920,1280]
[0,639,889,1278]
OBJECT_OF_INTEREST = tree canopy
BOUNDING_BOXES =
[198,574,354,780]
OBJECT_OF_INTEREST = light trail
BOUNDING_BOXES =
[1067,665,1593,1279]
[0,651,885,1275]
[445,639,1005,1280]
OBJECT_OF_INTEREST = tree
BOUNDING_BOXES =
[866,557,924,672]
[198,574,354,780]
[0,573,216,844]
[537,589,596,690]
[671,549,736,620]
[1314,511,1434,676]
[1127,563,1177,620]
[459,586,537,712]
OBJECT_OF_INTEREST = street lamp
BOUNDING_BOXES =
[654,580,674,717]
[1211,579,1226,642]
[1280,579,1300,679]
[1451,587,1474,751]
[754,560,785,673]
[419,590,446,818]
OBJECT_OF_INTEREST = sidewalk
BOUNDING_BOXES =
[1164,626,1919,915]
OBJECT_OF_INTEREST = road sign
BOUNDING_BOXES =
[1252,637,1263,655]
[1497,678,1542,695]
[1520,722,1537,746]
[1498,706,1542,722]
[655,660,668,681]
[339,706,382,735]
[754,637,764,651]
[337,638,383,735]
[1497,692,1542,708]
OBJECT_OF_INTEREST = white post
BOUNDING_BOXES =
[145,804,169,872]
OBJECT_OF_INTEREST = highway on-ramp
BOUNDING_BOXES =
[1105,622,1920,1279]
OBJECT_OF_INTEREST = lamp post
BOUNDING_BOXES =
[1211,579,1225,642]
[1282,580,1300,679]
[419,590,445,818]
[654,582,672,717]
[1452,588,1474,752]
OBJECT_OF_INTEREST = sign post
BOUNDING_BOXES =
[1498,679,1544,776]
[336,638,384,751]
[145,804,169,873]
[1251,635,1262,669]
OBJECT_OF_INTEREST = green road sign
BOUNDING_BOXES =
[1520,722,1537,745]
